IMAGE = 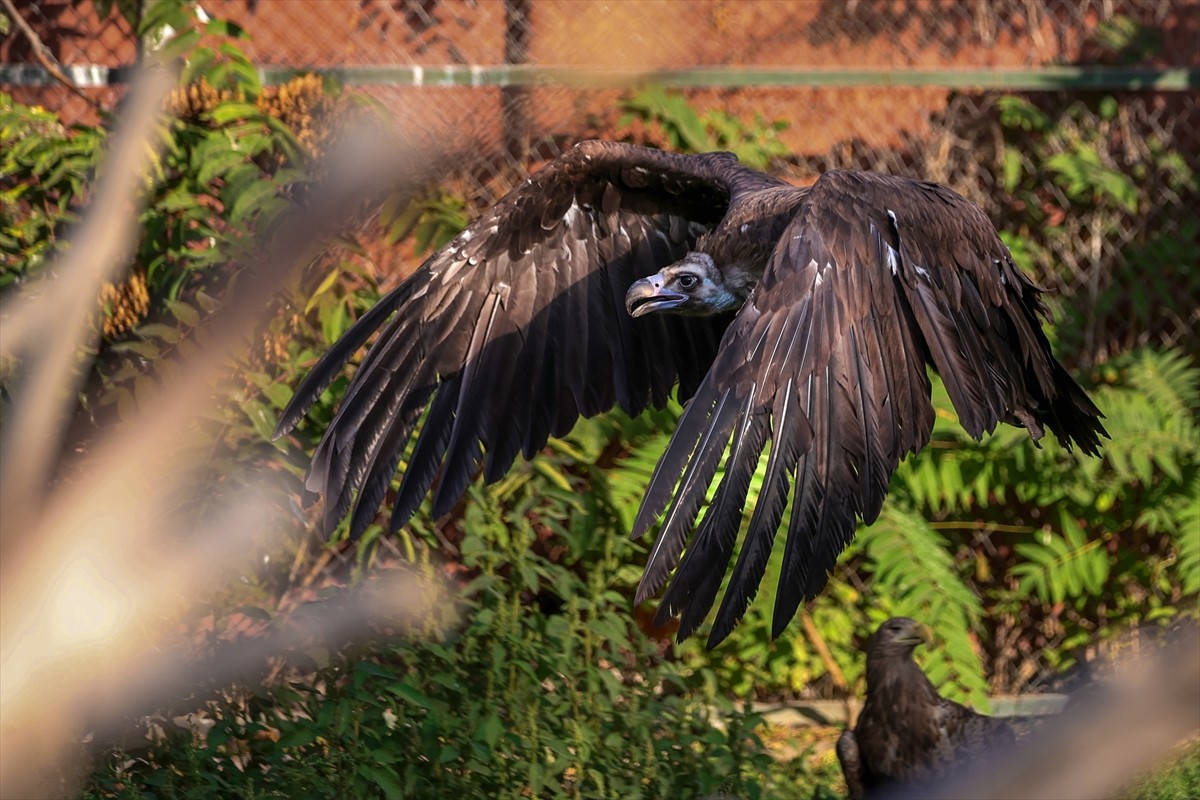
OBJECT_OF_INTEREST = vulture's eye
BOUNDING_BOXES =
[677,274,699,289]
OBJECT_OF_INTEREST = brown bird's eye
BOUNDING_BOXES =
[677,274,699,289]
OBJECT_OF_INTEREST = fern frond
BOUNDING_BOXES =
[1127,348,1200,419]
[1164,475,1200,597]
[1010,508,1111,605]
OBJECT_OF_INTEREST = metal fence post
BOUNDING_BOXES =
[502,0,532,164]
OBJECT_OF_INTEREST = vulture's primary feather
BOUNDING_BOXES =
[275,141,1106,646]
[837,618,1016,799]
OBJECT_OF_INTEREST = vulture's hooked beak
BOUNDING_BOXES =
[625,276,687,318]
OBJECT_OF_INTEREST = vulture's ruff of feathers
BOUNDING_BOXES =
[836,617,1017,800]
[274,141,1106,646]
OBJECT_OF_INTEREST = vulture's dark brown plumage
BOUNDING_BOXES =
[837,618,1016,800]
[274,141,1106,646]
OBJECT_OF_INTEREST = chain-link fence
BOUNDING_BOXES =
[6,0,1194,353]
[4,0,1198,699]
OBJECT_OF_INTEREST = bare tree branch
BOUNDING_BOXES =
[0,0,104,113]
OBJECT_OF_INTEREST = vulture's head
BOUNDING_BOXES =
[625,253,741,318]
[868,617,931,661]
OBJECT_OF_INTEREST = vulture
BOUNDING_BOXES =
[274,141,1105,647]
[837,617,1016,799]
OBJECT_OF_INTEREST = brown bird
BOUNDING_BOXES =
[274,141,1106,646]
[837,618,1016,799]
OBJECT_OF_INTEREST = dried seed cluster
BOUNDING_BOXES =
[255,74,347,157]
[99,270,151,339]
[166,78,239,123]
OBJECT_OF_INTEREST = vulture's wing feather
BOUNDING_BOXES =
[638,170,1105,645]
[274,142,736,538]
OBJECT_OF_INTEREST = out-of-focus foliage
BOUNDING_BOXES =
[381,187,472,256]
[0,97,105,287]
[81,468,794,799]
[1125,740,1200,800]
[995,90,1200,360]
[617,85,790,170]
[2,0,375,461]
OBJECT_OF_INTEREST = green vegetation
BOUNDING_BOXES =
[994,91,1200,359]
[79,480,791,799]
[2,3,1196,797]
[1130,742,1200,800]
[617,85,790,170]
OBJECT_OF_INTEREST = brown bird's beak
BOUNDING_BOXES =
[899,622,933,647]
[625,275,687,318]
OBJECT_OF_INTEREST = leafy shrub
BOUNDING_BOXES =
[1128,741,1200,800]
[617,86,790,170]
[995,93,1200,360]
[81,456,792,799]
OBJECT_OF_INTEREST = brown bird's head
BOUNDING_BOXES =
[868,617,932,660]
[625,253,743,318]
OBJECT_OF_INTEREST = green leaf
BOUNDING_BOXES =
[1002,147,1024,192]
[228,179,279,225]
[166,299,200,326]
[277,725,318,749]
[262,382,293,410]
[205,19,247,39]
[138,0,192,38]
[358,764,404,799]
[477,713,503,748]
[997,95,1048,132]
[137,322,184,344]
[392,681,432,709]
[159,29,203,62]
[195,147,249,185]
[194,290,221,313]
[208,102,263,126]
[305,269,341,313]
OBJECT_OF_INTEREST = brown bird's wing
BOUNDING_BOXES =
[274,142,741,538]
[837,729,868,800]
[932,696,1017,765]
[635,169,1106,646]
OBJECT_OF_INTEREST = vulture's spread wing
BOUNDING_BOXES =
[275,142,735,538]
[636,170,1105,646]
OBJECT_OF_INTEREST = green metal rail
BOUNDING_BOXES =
[3,64,1198,91]
[265,65,1200,91]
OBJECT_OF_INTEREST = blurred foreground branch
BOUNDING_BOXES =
[0,65,448,798]
[0,69,173,539]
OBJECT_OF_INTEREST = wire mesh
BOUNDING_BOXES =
[3,0,1197,698]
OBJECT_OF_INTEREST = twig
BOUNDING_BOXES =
[0,0,104,114]
[802,610,849,692]
[928,521,1035,534]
